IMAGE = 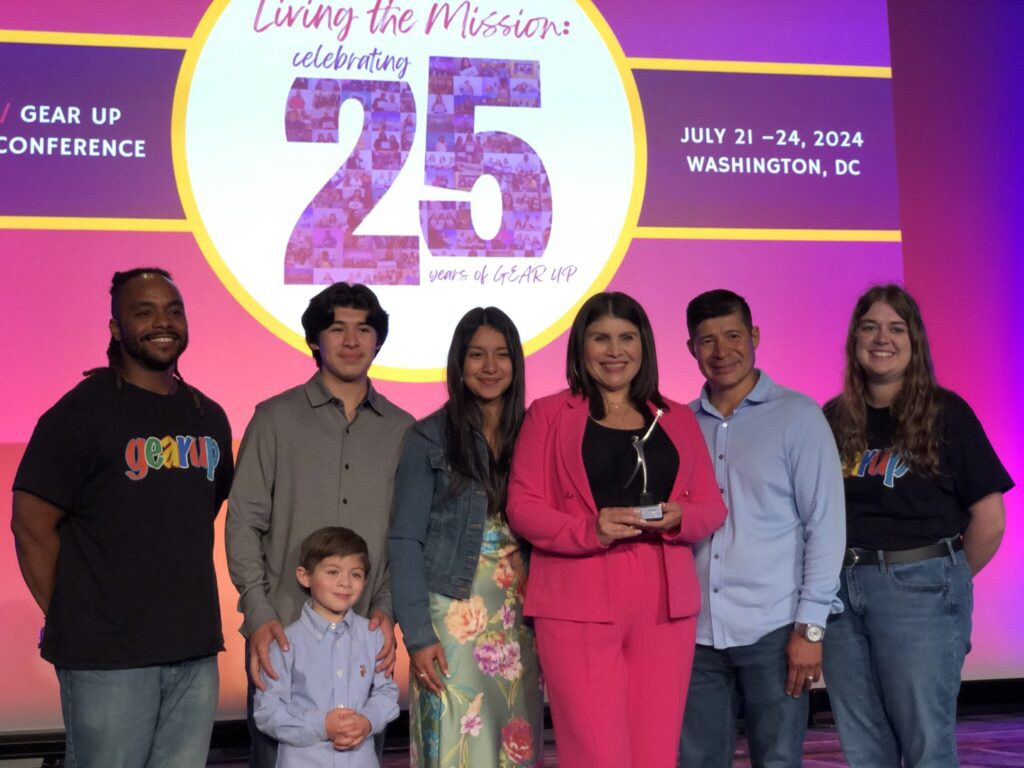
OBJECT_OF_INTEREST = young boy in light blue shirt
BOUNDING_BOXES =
[254,527,399,767]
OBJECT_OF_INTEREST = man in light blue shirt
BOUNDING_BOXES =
[679,290,845,768]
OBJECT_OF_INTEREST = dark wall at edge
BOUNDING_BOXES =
[890,0,1024,387]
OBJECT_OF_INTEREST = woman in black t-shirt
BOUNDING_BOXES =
[823,284,1012,768]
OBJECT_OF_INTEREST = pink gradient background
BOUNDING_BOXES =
[2,0,1020,732]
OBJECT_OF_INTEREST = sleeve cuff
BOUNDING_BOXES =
[795,602,832,627]
[369,600,394,622]
[305,709,329,742]
[359,688,399,734]
[244,601,280,636]
[402,622,440,653]
[362,710,384,735]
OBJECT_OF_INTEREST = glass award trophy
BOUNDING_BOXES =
[626,409,664,521]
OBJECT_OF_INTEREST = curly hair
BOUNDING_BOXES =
[827,284,940,473]
[86,267,203,413]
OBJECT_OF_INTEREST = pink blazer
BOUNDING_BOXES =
[508,390,727,622]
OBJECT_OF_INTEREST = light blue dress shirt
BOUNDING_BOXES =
[254,601,399,767]
[690,371,845,649]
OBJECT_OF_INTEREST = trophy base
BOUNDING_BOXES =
[637,504,663,521]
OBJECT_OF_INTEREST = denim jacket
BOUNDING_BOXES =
[390,408,490,652]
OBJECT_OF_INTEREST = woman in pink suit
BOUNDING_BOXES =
[507,292,727,768]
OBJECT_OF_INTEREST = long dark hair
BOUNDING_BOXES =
[566,292,668,420]
[445,307,525,514]
[827,284,940,473]
[86,267,203,412]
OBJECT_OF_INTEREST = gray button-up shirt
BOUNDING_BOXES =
[226,374,413,635]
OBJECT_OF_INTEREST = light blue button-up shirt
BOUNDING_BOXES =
[254,601,399,767]
[690,371,845,649]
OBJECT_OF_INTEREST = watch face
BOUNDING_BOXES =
[804,624,825,642]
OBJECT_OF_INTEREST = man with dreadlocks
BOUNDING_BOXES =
[12,268,233,768]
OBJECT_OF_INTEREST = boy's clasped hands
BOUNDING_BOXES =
[326,706,371,750]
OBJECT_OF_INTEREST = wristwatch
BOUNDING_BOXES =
[799,623,825,643]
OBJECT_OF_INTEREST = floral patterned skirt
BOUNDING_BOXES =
[409,515,544,768]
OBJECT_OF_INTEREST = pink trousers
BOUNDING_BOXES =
[534,540,696,768]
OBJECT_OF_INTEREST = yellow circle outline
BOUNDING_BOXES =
[172,0,645,382]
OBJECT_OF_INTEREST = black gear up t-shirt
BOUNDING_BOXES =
[14,370,233,669]
[827,389,1012,551]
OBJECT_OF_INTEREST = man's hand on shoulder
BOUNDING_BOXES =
[368,609,396,677]
[250,619,288,691]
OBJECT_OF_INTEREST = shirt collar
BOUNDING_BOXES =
[303,373,384,416]
[697,369,776,417]
[299,600,354,642]
[744,370,775,403]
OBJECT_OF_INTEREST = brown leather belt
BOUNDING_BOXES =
[843,537,963,568]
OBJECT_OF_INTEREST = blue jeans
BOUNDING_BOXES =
[679,624,808,768]
[57,655,218,768]
[823,547,972,767]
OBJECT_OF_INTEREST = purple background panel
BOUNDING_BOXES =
[593,0,891,66]
[637,69,901,230]
[0,44,183,218]
[0,1,210,38]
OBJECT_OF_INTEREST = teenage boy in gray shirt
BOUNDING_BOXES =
[227,283,413,767]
